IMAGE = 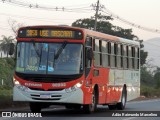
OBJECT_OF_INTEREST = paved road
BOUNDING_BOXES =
[0,99,160,120]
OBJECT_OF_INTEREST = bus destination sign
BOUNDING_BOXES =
[18,28,83,39]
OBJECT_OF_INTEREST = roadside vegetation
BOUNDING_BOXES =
[0,58,15,108]
[141,65,160,97]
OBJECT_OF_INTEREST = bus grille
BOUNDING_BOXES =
[30,94,62,101]
[29,88,64,91]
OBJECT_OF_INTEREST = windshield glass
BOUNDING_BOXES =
[16,42,83,75]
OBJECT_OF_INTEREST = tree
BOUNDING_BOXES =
[8,18,24,37]
[0,35,15,58]
[72,14,138,40]
[139,40,148,66]
[72,14,148,66]
[154,67,160,88]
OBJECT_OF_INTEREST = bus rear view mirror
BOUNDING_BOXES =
[87,48,93,60]
[9,43,15,55]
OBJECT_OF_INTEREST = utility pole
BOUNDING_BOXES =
[92,0,104,31]
[94,0,100,31]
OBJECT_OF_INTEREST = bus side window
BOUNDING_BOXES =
[108,42,111,67]
[86,37,92,47]
[123,45,128,69]
[85,37,92,68]
[117,43,121,68]
[126,45,129,69]
[94,39,101,66]
[114,43,118,68]
[102,40,108,67]
[111,42,115,68]
[120,44,124,68]
[128,46,132,69]
[131,46,135,69]
[137,47,140,69]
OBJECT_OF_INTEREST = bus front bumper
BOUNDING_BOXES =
[13,86,83,104]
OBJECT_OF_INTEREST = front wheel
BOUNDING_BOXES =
[83,90,97,113]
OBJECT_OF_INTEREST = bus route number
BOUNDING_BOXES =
[26,30,38,37]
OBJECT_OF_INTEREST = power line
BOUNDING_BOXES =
[1,0,93,13]
[1,0,160,35]
[101,9,160,34]
[0,12,75,23]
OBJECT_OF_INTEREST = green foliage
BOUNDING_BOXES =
[139,40,148,66]
[0,35,15,58]
[140,50,148,66]
[154,67,160,88]
[72,14,138,40]
[0,58,15,88]
[140,66,160,97]
[72,14,148,66]
[141,85,160,97]
[140,66,155,86]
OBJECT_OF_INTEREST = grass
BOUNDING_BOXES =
[0,88,28,109]
[0,88,13,109]
[140,85,160,97]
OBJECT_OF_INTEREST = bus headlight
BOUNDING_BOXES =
[17,85,29,92]
[65,81,83,93]
[75,82,82,88]
[13,77,20,86]
[13,77,29,92]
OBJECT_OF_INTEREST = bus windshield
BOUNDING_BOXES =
[16,42,83,75]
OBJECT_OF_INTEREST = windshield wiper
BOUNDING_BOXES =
[31,40,44,69]
[31,39,41,58]
[54,41,67,60]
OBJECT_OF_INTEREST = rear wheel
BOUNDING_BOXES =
[117,88,127,110]
[30,102,41,113]
[83,90,97,113]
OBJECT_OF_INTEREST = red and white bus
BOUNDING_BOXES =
[12,25,140,113]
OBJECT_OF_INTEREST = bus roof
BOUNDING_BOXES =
[19,25,140,46]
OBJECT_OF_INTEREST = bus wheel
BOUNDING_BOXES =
[108,104,116,110]
[83,90,97,113]
[117,88,127,110]
[72,105,81,109]
[65,105,73,109]
[29,102,41,113]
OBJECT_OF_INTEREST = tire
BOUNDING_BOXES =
[83,90,97,113]
[30,102,41,113]
[65,105,73,109]
[72,105,81,110]
[117,88,127,110]
[108,104,116,110]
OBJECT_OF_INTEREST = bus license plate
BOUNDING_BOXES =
[40,94,51,99]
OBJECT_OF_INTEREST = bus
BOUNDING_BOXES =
[11,25,140,113]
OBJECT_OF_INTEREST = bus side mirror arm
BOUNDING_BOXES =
[9,43,15,55]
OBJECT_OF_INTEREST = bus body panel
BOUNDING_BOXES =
[108,69,140,102]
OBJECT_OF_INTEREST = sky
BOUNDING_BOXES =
[0,0,160,41]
